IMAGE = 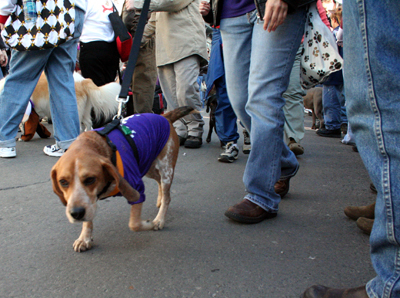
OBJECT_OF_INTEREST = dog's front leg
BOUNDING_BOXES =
[129,203,155,231]
[73,221,94,252]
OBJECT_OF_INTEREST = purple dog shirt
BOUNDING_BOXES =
[95,113,170,204]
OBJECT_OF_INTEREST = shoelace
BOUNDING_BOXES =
[225,143,238,154]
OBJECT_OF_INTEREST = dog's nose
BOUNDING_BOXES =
[70,207,86,220]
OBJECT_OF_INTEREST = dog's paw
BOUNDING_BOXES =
[73,237,93,252]
[152,219,165,231]
[129,220,155,231]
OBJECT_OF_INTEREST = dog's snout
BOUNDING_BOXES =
[70,207,86,220]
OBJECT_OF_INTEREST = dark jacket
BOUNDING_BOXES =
[211,0,316,27]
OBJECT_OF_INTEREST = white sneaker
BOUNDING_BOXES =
[0,147,16,158]
[43,144,66,157]
[218,142,239,163]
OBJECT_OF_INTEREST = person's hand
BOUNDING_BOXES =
[0,50,8,67]
[0,23,4,30]
[200,1,211,16]
[263,0,288,32]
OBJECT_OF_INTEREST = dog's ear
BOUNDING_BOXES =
[100,158,140,203]
[50,165,67,206]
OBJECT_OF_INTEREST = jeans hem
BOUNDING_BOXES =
[0,139,17,148]
[245,194,279,213]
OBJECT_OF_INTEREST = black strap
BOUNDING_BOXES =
[96,118,140,164]
[119,0,151,100]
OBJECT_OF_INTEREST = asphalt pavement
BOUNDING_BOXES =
[0,112,376,298]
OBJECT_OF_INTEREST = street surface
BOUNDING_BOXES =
[0,112,375,297]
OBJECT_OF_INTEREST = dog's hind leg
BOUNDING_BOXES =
[73,221,94,252]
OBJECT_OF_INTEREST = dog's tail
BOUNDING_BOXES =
[163,106,199,123]
[82,79,120,121]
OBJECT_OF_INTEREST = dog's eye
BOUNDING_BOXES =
[84,177,96,186]
[59,179,69,188]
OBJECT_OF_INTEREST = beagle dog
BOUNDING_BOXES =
[51,106,197,252]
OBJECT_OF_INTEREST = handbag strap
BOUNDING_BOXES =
[117,0,151,106]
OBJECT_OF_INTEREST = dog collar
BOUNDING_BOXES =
[96,147,124,199]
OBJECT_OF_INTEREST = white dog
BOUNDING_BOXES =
[0,72,121,132]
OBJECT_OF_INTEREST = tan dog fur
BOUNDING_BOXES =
[51,107,197,252]
[0,72,121,132]
[303,87,324,130]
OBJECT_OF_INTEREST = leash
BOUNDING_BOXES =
[94,0,151,200]
[115,0,151,119]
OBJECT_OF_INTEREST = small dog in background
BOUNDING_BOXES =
[205,93,218,143]
[303,87,324,130]
[0,72,122,134]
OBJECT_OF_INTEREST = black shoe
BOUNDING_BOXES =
[316,128,341,138]
[184,136,202,148]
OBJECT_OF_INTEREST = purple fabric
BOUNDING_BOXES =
[220,0,256,19]
[95,113,170,204]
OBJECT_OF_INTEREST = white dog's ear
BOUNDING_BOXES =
[50,165,67,206]
[100,158,140,203]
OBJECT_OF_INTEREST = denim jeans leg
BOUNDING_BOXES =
[214,75,239,144]
[45,8,85,149]
[344,0,400,297]
[322,85,341,130]
[334,84,347,124]
[0,51,50,148]
[220,8,305,212]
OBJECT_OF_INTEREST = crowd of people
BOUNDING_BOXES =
[0,0,399,297]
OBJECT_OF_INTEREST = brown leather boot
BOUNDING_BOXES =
[224,199,277,224]
[356,217,374,235]
[344,202,375,220]
[274,177,291,198]
[302,285,368,297]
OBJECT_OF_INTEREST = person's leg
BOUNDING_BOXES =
[0,50,49,152]
[283,44,306,155]
[174,55,204,140]
[214,75,239,144]
[158,64,188,139]
[317,84,342,137]
[322,85,341,130]
[302,0,400,297]
[221,8,305,215]
[346,1,400,297]
[44,7,85,150]
[131,38,157,114]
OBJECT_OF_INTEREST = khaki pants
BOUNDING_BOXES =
[157,55,204,138]
[127,38,157,115]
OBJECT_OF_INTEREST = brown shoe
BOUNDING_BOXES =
[302,285,368,298]
[288,138,304,156]
[274,177,291,198]
[224,199,277,224]
[344,202,375,220]
[356,217,374,235]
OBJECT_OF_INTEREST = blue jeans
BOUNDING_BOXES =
[208,28,239,144]
[344,1,400,297]
[214,75,239,144]
[220,8,305,212]
[322,84,347,130]
[0,8,85,150]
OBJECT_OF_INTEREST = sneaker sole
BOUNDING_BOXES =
[218,155,238,163]
[0,153,16,158]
